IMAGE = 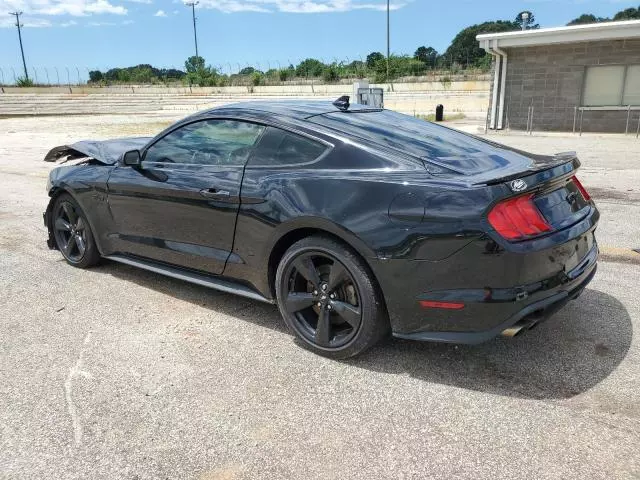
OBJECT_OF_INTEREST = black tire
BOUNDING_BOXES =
[275,235,389,359]
[51,193,101,268]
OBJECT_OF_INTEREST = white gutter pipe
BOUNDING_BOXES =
[493,42,508,130]
[487,42,501,130]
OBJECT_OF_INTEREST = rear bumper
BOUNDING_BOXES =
[393,244,598,344]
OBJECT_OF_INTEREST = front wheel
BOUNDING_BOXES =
[275,236,389,359]
[51,193,101,268]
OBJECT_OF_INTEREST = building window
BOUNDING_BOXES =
[583,65,640,106]
[623,65,640,106]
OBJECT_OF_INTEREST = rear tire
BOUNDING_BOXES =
[51,193,101,269]
[275,236,389,359]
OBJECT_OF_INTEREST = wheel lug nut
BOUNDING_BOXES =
[313,290,318,296]
[322,284,327,291]
[317,302,322,307]
[327,305,332,310]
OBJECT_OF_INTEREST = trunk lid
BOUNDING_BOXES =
[533,176,591,231]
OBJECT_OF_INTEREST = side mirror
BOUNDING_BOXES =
[122,150,141,167]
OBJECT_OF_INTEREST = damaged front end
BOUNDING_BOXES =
[43,136,152,251]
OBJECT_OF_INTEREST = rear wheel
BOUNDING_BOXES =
[276,236,389,359]
[52,194,100,268]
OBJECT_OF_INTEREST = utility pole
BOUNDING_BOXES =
[186,1,200,59]
[10,12,29,80]
[386,0,390,80]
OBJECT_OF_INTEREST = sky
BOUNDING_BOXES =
[0,0,638,80]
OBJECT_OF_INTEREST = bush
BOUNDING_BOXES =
[322,65,339,83]
[278,69,292,82]
[251,72,263,86]
[16,77,34,87]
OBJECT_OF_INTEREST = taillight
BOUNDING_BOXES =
[572,175,591,201]
[488,193,552,241]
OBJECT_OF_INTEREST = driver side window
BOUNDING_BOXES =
[144,119,264,166]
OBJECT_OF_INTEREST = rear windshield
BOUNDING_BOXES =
[309,110,514,174]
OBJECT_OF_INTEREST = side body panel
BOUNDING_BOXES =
[105,162,244,275]
[46,163,115,254]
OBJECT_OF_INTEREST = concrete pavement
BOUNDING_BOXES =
[1,114,639,479]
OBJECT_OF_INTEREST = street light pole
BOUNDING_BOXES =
[186,1,200,58]
[10,12,29,80]
[386,0,390,80]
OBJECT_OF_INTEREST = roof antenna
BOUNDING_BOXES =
[333,95,350,112]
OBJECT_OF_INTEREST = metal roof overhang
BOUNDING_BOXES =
[477,19,640,50]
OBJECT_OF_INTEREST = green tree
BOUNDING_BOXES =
[295,58,325,77]
[613,6,640,20]
[414,46,438,66]
[184,56,205,74]
[366,52,385,68]
[444,20,519,66]
[88,70,104,83]
[567,14,609,26]
[515,11,539,29]
[240,66,256,75]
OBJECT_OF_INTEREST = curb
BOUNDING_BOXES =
[599,246,640,266]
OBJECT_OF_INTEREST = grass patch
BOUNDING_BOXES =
[416,112,466,122]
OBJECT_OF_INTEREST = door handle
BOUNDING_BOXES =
[200,188,231,199]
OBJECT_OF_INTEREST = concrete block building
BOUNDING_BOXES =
[477,20,640,132]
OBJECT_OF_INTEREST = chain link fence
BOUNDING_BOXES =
[0,54,491,88]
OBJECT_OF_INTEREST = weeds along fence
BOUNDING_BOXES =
[0,58,491,88]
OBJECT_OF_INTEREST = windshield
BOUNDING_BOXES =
[309,110,526,175]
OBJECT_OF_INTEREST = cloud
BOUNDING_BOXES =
[154,8,167,15]
[60,19,78,26]
[0,16,52,27]
[0,0,128,16]
[193,0,407,13]
[87,18,132,25]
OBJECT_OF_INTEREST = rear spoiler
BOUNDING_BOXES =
[476,152,579,187]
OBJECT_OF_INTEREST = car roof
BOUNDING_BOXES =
[198,100,381,121]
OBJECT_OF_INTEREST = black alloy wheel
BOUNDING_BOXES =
[284,252,362,349]
[276,236,389,358]
[51,194,100,268]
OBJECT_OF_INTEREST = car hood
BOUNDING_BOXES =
[43,137,152,165]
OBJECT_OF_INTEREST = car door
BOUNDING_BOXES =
[106,118,265,275]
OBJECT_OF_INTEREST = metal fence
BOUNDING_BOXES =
[0,56,491,87]
[488,103,640,137]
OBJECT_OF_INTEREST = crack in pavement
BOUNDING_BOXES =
[63,331,93,448]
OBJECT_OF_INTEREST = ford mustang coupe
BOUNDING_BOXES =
[43,99,599,358]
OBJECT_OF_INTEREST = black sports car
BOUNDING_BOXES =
[43,99,599,358]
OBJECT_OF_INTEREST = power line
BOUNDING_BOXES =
[185,1,199,59]
[9,11,29,80]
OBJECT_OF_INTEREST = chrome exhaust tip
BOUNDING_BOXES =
[501,325,525,337]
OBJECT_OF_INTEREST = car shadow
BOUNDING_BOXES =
[94,260,632,400]
[349,288,632,400]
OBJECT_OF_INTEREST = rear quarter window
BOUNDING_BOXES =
[248,127,327,167]
[309,110,518,174]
